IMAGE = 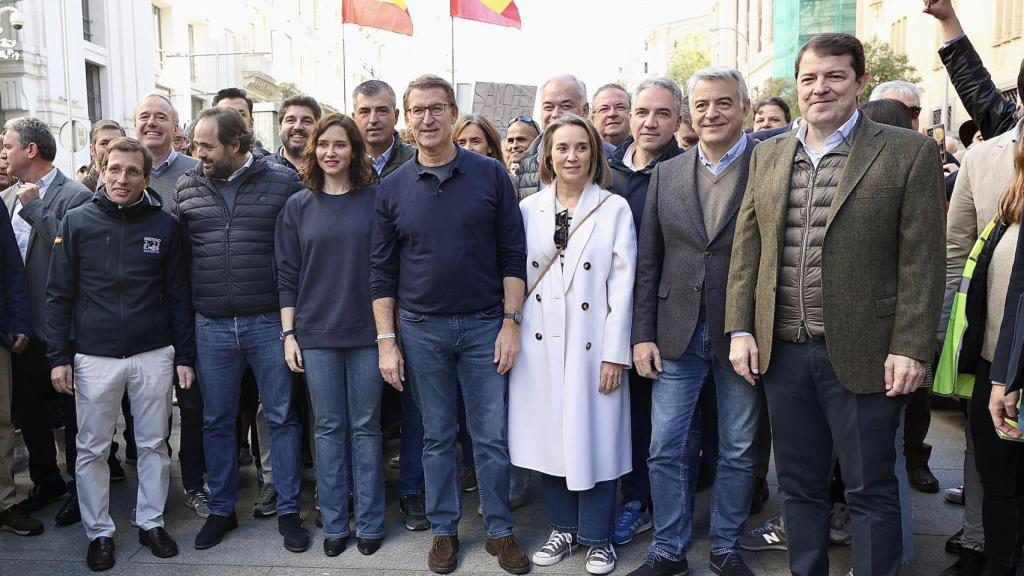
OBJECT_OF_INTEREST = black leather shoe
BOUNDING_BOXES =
[324,536,347,557]
[938,548,985,576]
[907,464,940,493]
[750,477,769,515]
[278,512,310,553]
[14,481,67,513]
[194,513,238,550]
[139,527,179,558]
[55,491,81,527]
[357,536,383,555]
[945,528,964,555]
[87,536,115,571]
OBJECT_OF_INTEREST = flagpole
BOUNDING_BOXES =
[342,20,349,113]
[450,16,455,86]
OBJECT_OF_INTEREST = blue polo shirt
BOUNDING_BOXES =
[370,146,527,315]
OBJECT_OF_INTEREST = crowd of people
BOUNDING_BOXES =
[0,1,1022,575]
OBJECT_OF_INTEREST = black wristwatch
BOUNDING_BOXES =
[503,312,523,325]
[279,329,295,341]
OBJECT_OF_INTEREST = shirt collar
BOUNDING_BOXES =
[622,142,638,172]
[697,134,748,174]
[370,136,397,174]
[220,153,253,182]
[1014,118,1022,143]
[413,146,463,180]
[797,109,860,153]
[150,148,178,176]
[36,166,58,194]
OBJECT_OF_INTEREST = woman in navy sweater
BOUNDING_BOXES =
[275,113,386,557]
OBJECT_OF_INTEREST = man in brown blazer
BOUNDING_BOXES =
[725,34,945,576]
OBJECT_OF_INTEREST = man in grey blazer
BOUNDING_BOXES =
[627,66,758,576]
[3,117,91,522]
[726,34,944,576]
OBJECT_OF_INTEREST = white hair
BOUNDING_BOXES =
[686,66,749,105]
[869,80,922,102]
[541,74,588,107]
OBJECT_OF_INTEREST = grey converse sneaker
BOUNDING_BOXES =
[532,530,577,566]
[253,482,277,518]
[586,544,617,575]
[184,488,210,519]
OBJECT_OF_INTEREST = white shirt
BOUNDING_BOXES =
[12,167,58,262]
[796,109,860,168]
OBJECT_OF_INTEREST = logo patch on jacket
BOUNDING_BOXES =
[143,237,161,255]
[53,235,62,245]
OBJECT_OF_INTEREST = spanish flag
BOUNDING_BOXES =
[450,0,521,29]
[342,0,414,36]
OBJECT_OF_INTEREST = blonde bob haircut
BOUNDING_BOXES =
[538,113,610,189]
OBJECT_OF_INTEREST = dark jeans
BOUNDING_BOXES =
[970,359,1024,571]
[903,387,932,466]
[542,473,616,546]
[764,339,904,576]
[399,385,425,496]
[12,339,71,490]
[619,369,652,509]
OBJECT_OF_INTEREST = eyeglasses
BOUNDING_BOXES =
[105,166,146,179]
[554,210,570,250]
[406,103,451,120]
[907,106,922,119]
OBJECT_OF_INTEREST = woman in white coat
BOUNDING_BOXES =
[509,114,636,575]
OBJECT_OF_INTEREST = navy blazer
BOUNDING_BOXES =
[0,200,30,345]
[993,224,1024,391]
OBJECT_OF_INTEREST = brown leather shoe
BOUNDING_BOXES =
[485,534,531,574]
[427,535,459,574]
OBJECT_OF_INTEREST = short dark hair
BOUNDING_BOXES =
[1018,57,1023,109]
[279,95,322,124]
[538,114,610,188]
[195,107,253,154]
[300,113,373,193]
[860,99,913,131]
[403,75,456,111]
[352,80,397,109]
[8,117,57,162]
[213,87,254,114]
[100,137,154,175]
[795,33,866,80]
[90,119,126,144]
[753,97,792,123]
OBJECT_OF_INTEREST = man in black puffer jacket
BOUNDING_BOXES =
[173,107,308,553]
[46,138,194,570]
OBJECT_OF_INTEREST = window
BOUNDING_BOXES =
[152,5,164,68]
[85,63,103,122]
[890,17,907,54]
[995,0,1023,43]
[192,96,205,119]
[82,0,93,42]
[188,24,198,81]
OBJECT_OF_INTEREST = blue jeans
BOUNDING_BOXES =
[399,386,425,496]
[542,474,616,546]
[303,347,385,539]
[195,312,302,517]
[648,320,759,560]
[398,307,514,538]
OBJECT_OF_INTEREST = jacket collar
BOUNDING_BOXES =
[93,186,163,216]
[608,136,683,175]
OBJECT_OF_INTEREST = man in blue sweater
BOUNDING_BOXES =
[371,74,529,575]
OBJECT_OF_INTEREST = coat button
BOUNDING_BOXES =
[692,285,700,292]
[535,333,543,340]
[586,342,592,350]
[704,251,711,259]
[582,302,589,311]
[536,294,541,301]
[532,261,539,268]
[583,262,591,270]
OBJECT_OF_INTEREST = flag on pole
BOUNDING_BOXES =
[450,0,521,29]
[342,0,414,36]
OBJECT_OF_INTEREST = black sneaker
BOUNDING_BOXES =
[399,493,429,531]
[938,548,986,576]
[108,443,126,482]
[0,506,44,536]
[624,553,689,576]
[14,481,67,513]
[710,551,754,576]
[194,513,238,550]
[278,512,310,553]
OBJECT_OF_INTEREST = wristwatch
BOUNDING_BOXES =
[503,312,523,325]
[279,329,295,341]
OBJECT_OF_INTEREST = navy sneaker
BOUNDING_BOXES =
[611,500,653,545]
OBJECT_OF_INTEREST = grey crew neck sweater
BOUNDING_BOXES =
[149,153,200,214]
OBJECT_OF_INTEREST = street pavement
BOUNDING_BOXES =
[1,398,971,575]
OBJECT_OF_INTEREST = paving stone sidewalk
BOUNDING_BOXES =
[1,401,971,575]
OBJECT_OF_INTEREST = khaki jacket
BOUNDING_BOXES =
[724,116,946,394]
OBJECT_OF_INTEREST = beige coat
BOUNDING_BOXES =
[943,126,1020,354]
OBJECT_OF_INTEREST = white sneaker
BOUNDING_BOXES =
[829,503,851,545]
[585,544,616,575]
[532,530,577,566]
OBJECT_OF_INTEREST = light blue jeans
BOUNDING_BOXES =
[303,346,385,539]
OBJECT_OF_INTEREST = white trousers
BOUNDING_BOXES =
[75,346,174,539]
